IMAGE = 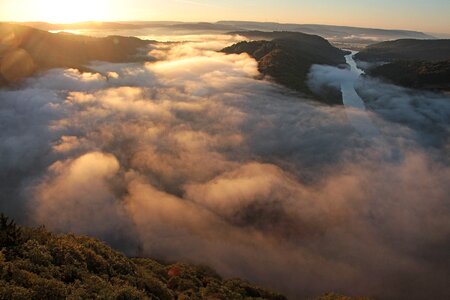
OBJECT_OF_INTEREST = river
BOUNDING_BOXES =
[341,51,379,138]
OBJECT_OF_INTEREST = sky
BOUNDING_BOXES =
[0,0,449,34]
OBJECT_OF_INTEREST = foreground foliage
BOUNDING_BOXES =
[0,214,287,299]
[0,214,368,300]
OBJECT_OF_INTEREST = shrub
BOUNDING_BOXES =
[3,214,365,299]
[0,281,33,300]
[115,286,149,300]
[30,278,67,299]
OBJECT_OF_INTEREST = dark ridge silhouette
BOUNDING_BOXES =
[0,23,151,85]
[368,60,450,91]
[355,39,450,62]
[355,39,450,91]
[222,31,347,104]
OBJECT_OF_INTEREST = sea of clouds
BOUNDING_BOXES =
[1,34,449,299]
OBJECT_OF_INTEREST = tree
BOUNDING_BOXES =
[0,213,23,248]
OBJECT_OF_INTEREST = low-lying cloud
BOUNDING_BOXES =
[1,35,449,299]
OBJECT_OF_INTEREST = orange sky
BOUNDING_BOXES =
[1,0,449,33]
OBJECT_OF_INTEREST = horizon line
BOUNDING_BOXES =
[2,19,449,36]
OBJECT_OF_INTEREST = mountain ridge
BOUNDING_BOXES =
[219,21,434,39]
[355,39,450,91]
[0,23,151,85]
[13,20,434,40]
[355,39,450,62]
[222,31,347,104]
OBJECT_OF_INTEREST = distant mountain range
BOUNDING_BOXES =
[355,39,450,91]
[219,21,434,39]
[222,31,347,104]
[0,23,150,85]
[14,21,435,48]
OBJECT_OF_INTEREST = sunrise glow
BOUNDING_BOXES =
[2,0,112,23]
[0,0,449,33]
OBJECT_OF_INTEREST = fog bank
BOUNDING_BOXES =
[1,35,449,299]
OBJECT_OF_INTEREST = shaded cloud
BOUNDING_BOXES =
[308,63,450,149]
[33,152,124,235]
[0,34,449,299]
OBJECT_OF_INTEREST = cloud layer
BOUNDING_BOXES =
[1,35,449,299]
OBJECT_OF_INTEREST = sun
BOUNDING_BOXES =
[29,0,112,23]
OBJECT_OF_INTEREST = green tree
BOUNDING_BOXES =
[0,214,24,248]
